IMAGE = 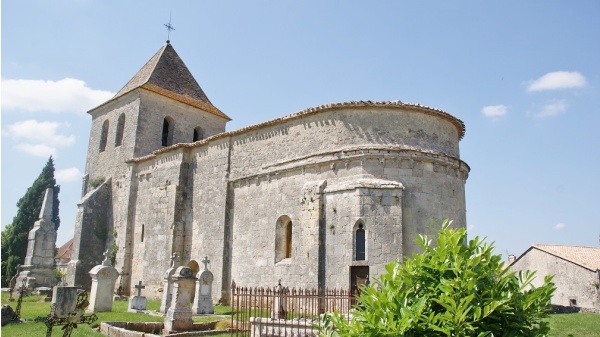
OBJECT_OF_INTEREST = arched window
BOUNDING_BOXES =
[355,223,366,261]
[115,113,125,147]
[193,126,203,142]
[141,224,145,242]
[162,116,174,147]
[275,215,292,263]
[99,119,109,152]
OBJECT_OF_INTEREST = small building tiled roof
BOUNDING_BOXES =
[111,42,230,120]
[55,238,74,262]
[530,244,600,271]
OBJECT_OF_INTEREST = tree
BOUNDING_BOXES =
[1,157,60,286]
[321,220,556,337]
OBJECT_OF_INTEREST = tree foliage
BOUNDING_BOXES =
[1,157,61,286]
[321,220,556,337]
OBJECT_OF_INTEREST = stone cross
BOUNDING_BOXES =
[201,256,210,270]
[135,281,146,297]
[101,249,110,266]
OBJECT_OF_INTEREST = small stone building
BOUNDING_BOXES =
[66,42,470,304]
[510,244,600,310]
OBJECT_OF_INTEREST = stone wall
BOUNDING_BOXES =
[75,100,469,304]
[67,179,113,289]
[510,248,600,309]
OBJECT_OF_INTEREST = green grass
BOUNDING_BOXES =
[2,293,599,336]
[1,293,231,336]
[545,312,600,337]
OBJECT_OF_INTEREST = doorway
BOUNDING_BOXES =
[349,266,369,299]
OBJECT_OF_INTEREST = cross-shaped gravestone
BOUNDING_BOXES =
[101,249,110,266]
[201,256,210,270]
[12,277,27,321]
[35,291,97,337]
[128,281,147,312]
[170,253,178,268]
[116,270,128,297]
[135,281,145,297]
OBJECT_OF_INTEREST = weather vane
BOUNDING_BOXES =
[164,12,175,43]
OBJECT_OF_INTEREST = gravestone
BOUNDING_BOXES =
[87,251,118,312]
[36,291,97,337]
[164,266,196,333]
[160,253,178,313]
[1,305,15,326]
[192,256,214,314]
[271,280,287,320]
[15,189,58,289]
[51,286,78,317]
[128,281,147,312]
[114,269,128,301]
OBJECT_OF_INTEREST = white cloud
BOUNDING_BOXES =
[15,143,57,157]
[482,105,508,118]
[56,167,84,183]
[3,120,76,157]
[1,78,114,113]
[535,100,567,118]
[526,71,587,92]
[554,223,566,230]
[3,120,76,146]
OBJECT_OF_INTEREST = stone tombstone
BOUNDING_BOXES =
[51,286,78,317]
[128,281,147,312]
[87,252,118,312]
[16,189,58,289]
[192,256,214,314]
[160,253,178,313]
[271,280,287,320]
[164,266,196,333]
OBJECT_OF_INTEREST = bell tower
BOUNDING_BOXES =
[68,42,230,289]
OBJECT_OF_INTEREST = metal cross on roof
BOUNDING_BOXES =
[164,13,175,43]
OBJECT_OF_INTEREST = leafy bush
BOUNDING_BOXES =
[321,220,555,337]
[88,176,105,189]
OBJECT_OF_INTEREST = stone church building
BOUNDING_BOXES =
[66,42,470,304]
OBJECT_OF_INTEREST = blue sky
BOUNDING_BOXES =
[2,1,599,260]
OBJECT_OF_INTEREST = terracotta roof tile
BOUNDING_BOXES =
[55,238,74,260]
[532,244,600,271]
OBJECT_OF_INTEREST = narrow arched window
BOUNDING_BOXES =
[115,113,125,147]
[285,221,292,258]
[162,116,174,146]
[355,223,366,261]
[275,215,292,263]
[141,224,145,242]
[193,126,203,142]
[99,120,109,152]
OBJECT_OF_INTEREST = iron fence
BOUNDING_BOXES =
[230,282,356,337]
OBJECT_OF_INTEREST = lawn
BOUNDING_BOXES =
[2,292,599,336]
[1,293,231,336]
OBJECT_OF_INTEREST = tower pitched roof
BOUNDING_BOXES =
[113,43,230,120]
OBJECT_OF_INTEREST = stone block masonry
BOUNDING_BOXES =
[68,42,468,306]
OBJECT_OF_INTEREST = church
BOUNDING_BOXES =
[66,41,470,304]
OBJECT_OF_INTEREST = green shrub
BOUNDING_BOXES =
[321,219,556,337]
[88,176,105,189]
